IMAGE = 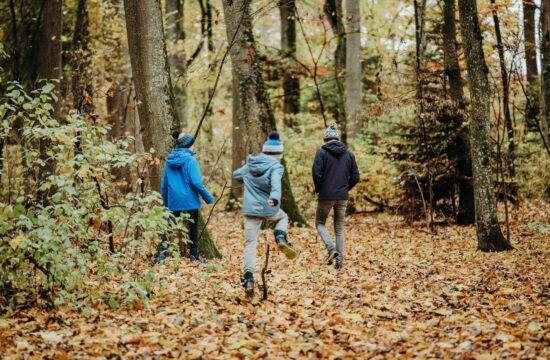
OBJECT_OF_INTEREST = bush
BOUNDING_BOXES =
[0,82,186,313]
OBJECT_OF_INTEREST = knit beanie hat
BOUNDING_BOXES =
[262,131,284,155]
[172,131,194,148]
[324,122,340,141]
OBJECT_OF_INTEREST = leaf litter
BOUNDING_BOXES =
[0,201,548,358]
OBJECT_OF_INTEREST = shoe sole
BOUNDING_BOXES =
[245,287,254,299]
[278,242,298,260]
[326,252,338,265]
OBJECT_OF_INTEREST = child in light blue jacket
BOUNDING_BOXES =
[157,131,214,263]
[233,131,297,297]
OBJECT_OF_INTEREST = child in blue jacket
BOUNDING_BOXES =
[157,131,214,262]
[233,131,297,297]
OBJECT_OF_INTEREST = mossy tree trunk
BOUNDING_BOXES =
[222,0,306,226]
[442,0,475,225]
[124,0,221,257]
[458,0,513,251]
[123,0,179,190]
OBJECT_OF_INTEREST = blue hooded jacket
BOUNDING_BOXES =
[161,148,214,211]
[233,153,284,217]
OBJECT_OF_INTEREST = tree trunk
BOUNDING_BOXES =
[523,0,538,82]
[71,0,94,114]
[458,0,512,251]
[442,0,475,225]
[324,0,347,142]
[279,0,300,125]
[123,0,179,190]
[222,0,306,225]
[35,0,62,204]
[229,70,246,203]
[490,0,516,178]
[541,0,550,144]
[166,0,188,128]
[523,0,540,128]
[345,0,362,136]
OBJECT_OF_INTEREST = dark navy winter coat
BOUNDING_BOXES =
[161,148,214,211]
[312,141,360,200]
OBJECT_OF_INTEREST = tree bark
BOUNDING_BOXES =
[325,0,347,143]
[71,0,94,114]
[345,0,362,136]
[279,0,300,124]
[541,0,550,144]
[490,0,515,178]
[123,0,179,190]
[35,0,62,204]
[523,0,540,127]
[222,0,306,225]
[166,0,188,128]
[442,0,475,225]
[458,0,512,251]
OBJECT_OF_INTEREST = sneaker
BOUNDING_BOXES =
[243,271,254,298]
[325,250,339,266]
[335,257,343,270]
[274,231,297,260]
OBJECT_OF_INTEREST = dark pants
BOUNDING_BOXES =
[158,209,200,260]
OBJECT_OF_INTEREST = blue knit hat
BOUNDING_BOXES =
[172,131,194,148]
[262,131,284,155]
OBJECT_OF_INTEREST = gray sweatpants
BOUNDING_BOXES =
[244,209,289,273]
[315,200,348,264]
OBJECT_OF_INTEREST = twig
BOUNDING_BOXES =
[261,232,270,301]
[198,181,229,242]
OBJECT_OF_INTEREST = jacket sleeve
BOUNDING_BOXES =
[189,158,215,204]
[269,164,284,205]
[233,164,248,182]
[161,165,169,207]
[348,152,360,190]
[312,149,324,193]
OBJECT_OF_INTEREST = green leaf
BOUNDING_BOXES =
[41,83,55,94]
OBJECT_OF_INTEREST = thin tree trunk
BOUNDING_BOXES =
[324,0,347,143]
[541,0,550,144]
[524,0,538,82]
[442,0,475,225]
[345,0,362,136]
[458,0,512,251]
[523,0,540,127]
[491,0,516,178]
[279,0,300,125]
[123,0,179,190]
[71,0,94,114]
[166,0,188,128]
[222,0,306,225]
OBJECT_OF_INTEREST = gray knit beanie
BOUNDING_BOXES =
[324,123,340,141]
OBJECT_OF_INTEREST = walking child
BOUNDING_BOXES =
[233,131,297,297]
[312,123,360,270]
[157,131,215,262]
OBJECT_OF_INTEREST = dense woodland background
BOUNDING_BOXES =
[0,0,549,324]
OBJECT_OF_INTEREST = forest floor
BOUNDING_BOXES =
[1,201,549,359]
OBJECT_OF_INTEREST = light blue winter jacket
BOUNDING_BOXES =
[161,148,214,211]
[233,153,284,217]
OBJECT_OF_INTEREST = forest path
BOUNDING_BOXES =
[2,202,549,358]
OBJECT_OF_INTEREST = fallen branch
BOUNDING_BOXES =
[261,233,270,301]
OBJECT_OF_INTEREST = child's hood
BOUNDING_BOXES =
[166,148,196,169]
[247,153,281,176]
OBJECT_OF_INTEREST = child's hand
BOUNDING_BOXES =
[268,199,277,207]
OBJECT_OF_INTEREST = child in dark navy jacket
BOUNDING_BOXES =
[312,123,360,270]
[157,131,214,262]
